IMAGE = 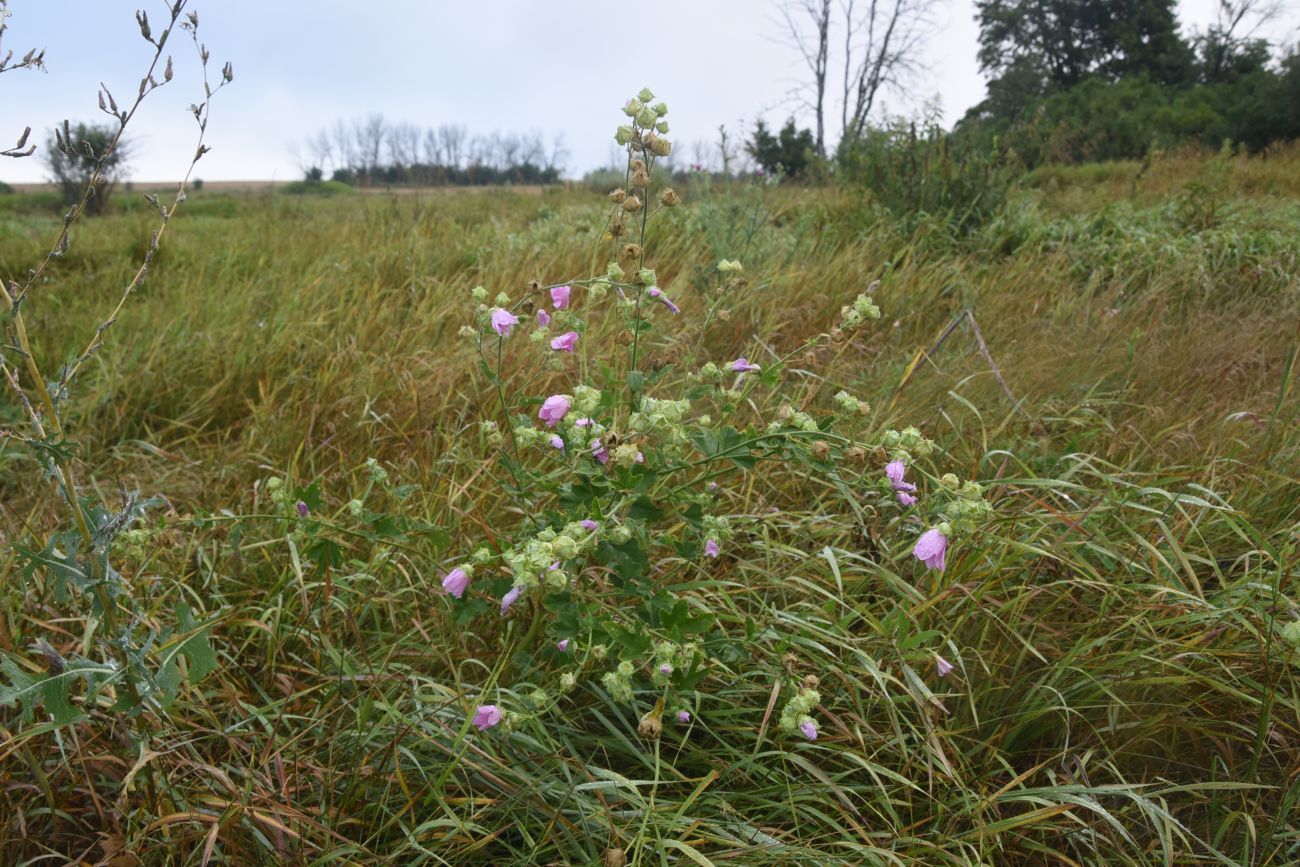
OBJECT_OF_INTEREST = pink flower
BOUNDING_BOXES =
[704,538,720,559]
[885,460,916,493]
[935,654,954,677]
[580,519,599,531]
[491,308,519,336]
[550,331,579,352]
[549,434,565,451]
[677,710,691,723]
[913,528,948,571]
[574,417,593,427]
[591,439,609,464]
[897,491,917,507]
[538,394,571,427]
[472,704,501,730]
[537,309,551,327]
[730,357,760,373]
[441,567,470,598]
[501,585,524,615]
[659,663,673,675]
[551,285,571,309]
[557,639,571,652]
[646,286,679,314]
[799,719,818,740]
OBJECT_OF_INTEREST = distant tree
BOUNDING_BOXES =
[1195,0,1283,82]
[776,0,940,153]
[304,166,324,182]
[746,118,817,177]
[43,122,131,215]
[976,0,1194,90]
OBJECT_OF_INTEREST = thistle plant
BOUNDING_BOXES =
[446,89,994,739]
[0,2,230,752]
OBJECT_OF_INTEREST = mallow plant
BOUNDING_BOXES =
[444,89,994,741]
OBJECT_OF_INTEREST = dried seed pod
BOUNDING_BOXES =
[621,243,642,262]
[659,188,680,206]
[630,169,650,189]
[638,713,662,739]
[609,188,627,204]
[845,446,866,463]
[605,848,627,867]
[801,674,820,690]
[811,440,831,461]
[610,218,627,236]
[622,195,642,213]
[618,330,634,346]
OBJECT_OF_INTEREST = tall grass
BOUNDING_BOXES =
[1,149,1296,863]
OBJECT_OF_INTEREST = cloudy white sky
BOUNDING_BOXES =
[0,0,1293,183]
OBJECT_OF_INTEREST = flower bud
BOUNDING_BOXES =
[655,120,669,134]
[622,195,642,213]
[636,107,657,127]
[660,188,680,207]
[638,268,656,285]
[615,125,634,145]
[622,98,643,118]
[652,101,668,116]
[637,86,655,102]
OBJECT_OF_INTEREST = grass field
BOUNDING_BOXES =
[1,146,1298,864]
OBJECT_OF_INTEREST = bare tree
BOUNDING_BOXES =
[780,0,833,155]
[387,121,422,168]
[1201,0,1287,80]
[839,0,937,143]
[352,113,386,174]
[438,123,467,168]
[775,0,938,151]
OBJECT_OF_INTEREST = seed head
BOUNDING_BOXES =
[659,188,680,207]
[622,195,642,213]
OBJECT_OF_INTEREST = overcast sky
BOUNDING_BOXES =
[1,0,1293,183]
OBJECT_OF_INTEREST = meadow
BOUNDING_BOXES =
[1,144,1298,864]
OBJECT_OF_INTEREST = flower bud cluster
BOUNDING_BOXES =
[881,427,935,462]
[840,293,882,330]
[778,685,821,740]
[717,259,744,274]
[602,659,637,702]
[937,480,993,535]
[833,390,870,415]
[500,521,600,590]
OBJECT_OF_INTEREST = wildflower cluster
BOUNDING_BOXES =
[439,89,995,744]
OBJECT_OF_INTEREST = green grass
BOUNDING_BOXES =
[1,148,1297,864]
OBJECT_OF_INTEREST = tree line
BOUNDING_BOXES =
[294,115,568,187]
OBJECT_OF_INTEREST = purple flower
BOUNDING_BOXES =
[574,417,594,427]
[799,718,818,740]
[491,308,519,336]
[885,460,916,493]
[704,538,720,559]
[935,654,954,677]
[472,704,501,730]
[538,394,571,427]
[913,528,948,571]
[296,500,309,517]
[500,585,524,615]
[550,331,579,352]
[658,663,673,676]
[897,491,917,507]
[551,285,571,309]
[549,434,565,451]
[646,286,680,314]
[537,309,551,327]
[580,519,599,531]
[677,710,691,724]
[730,357,760,373]
[441,567,470,599]
[591,439,609,464]
[557,639,571,652]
